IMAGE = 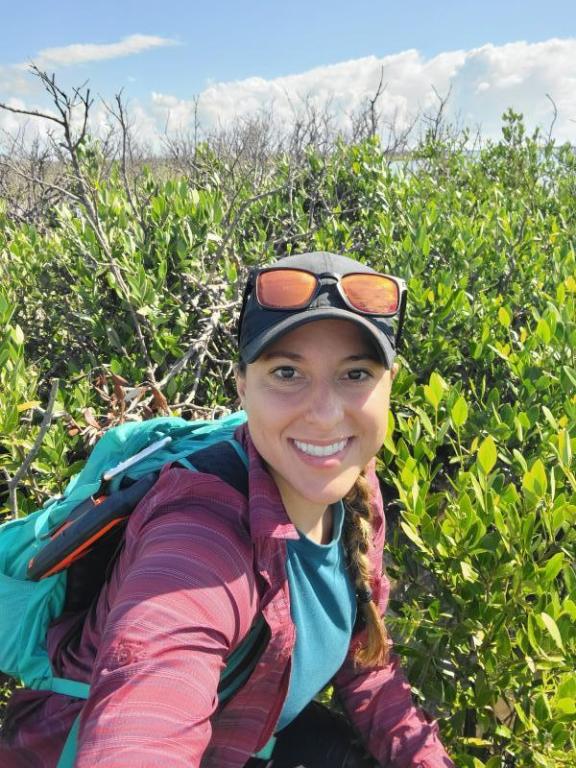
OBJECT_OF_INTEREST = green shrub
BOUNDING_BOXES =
[0,113,574,766]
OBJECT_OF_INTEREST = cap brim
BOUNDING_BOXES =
[241,308,395,368]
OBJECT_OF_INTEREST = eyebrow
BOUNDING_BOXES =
[261,351,379,363]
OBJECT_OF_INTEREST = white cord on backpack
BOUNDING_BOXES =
[102,436,173,482]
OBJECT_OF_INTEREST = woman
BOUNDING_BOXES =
[1,252,453,767]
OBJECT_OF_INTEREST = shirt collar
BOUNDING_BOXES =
[236,423,300,542]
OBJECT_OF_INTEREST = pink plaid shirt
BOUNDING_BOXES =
[1,424,453,767]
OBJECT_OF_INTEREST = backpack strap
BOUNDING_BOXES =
[175,438,269,703]
[217,614,269,703]
[176,439,249,498]
[57,712,81,768]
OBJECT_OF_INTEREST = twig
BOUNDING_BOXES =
[0,69,156,382]
[101,92,139,218]
[368,67,387,137]
[0,159,83,204]
[158,311,222,390]
[6,378,60,518]
[213,185,287,267]
[545,93,558,144]
[0,100,64,127]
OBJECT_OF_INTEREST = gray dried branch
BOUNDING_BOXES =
[0,68,157,383]
[158,309,222,393]
[101,91,139,217]
[6,378,60,518]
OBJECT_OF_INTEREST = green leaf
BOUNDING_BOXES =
[540,612,564,652]
[556,673,576,701]
[423,384,439,411]
[527,613,543,654]
[513,448,528,472]
[523,459,548,497]
[429,371,446,402]
[553,698,576,715]
[542,406,557,430]
[534,692,552,723]
[400,521,430,553]
[460,561,479,582]
[477,435,497,475]
[536,317,551,343]
[11,325,24,345]
[450,395,468,428]
[558,429,572,467]
[498,306,511,327]
[542,552,565,584]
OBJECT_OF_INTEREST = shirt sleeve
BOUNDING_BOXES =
[332,464,455,768]
[75,469,256,768]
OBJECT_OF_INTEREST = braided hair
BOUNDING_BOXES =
[342,469,390,667]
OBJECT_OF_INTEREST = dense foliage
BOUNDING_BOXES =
[1,109,575,766]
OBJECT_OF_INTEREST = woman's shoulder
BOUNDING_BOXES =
[126,464,253,562]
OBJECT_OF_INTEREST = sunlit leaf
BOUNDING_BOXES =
[477,435,497,475]
[450,395,468,428]
[540,612,564,652]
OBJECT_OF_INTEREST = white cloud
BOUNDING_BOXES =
[0,34,178,147]
[149,37,576,146]
[145,48,467,148]
[450,38,576,140]
[2,37,575,152]
[28,34,178,68]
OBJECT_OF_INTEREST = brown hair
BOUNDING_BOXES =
[343,469,390,667]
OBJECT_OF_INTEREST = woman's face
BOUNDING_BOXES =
[236,319,396,521]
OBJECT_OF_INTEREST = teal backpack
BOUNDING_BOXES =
[0,410,269,765]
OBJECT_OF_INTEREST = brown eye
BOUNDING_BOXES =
[273,366,299,380]
[346,369,370,381]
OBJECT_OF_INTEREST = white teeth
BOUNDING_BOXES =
[293,439,348,457]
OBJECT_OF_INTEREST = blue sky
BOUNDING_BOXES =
[1,1,576,148]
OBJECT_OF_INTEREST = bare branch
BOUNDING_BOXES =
[0,100,64,128]
[100,91,139,217]
[368,67,387,137]
[214,184,288,267]
[422,85,452,144]
[6,378,60,519]
[158,310,222,391]
[0,158,83,204]
[546,93,558,144]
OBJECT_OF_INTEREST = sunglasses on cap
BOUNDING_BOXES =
[240,266,407,347]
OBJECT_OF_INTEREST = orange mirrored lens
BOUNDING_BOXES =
[257,270,317,308]
[341,274,399,314]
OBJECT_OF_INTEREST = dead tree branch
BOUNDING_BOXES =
[546,93,558,144]
[0,67,156,383]
[6,378,60,518]
[158,310,222,392]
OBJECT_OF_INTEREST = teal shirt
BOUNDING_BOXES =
[277,500,357,730]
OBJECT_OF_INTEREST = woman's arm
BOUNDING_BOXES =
[333,464,454,768]
[333,649,453,767]
[75,469,256,768]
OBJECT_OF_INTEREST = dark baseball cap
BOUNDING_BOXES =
[237,252,405,368]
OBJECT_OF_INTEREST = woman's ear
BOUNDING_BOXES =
[234,364,247,408]
[391,362,400,381]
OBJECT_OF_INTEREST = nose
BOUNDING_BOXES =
[304,378,344,429]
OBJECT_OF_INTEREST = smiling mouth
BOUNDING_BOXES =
[293,438,349,457]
